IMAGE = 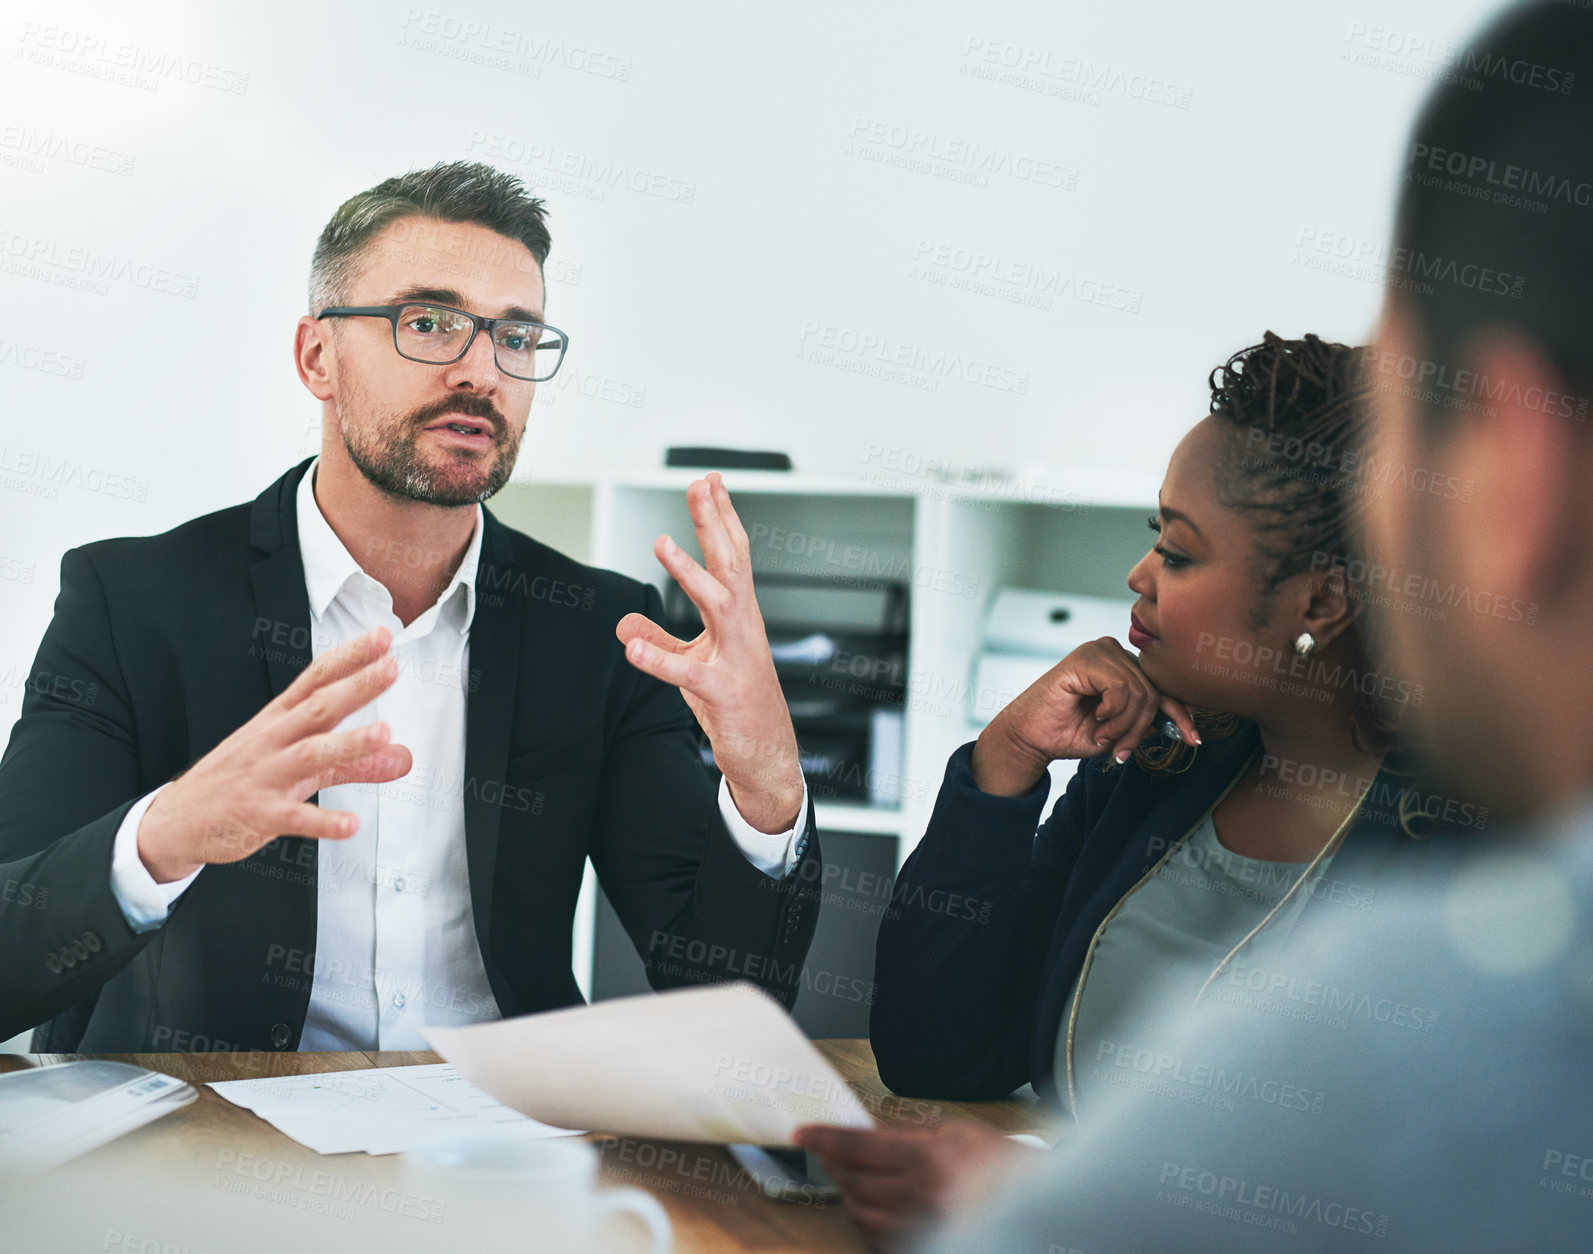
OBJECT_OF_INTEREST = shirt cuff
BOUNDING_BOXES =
[110,783,203,933]
[718,773,808,879]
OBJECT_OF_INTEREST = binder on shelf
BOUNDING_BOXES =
[969,588,1136,727]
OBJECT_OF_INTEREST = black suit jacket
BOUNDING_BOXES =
[0,456,821,1050]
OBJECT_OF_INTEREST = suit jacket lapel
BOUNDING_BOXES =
[248,456,319,699]
[464,506,522,1010]
[245,456,320,1040]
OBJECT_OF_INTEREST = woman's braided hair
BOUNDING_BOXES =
[1130,332,1416,813]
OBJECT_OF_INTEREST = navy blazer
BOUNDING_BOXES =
[870,722,1452,1104]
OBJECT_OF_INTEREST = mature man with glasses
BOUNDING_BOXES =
[0,160,821,1053]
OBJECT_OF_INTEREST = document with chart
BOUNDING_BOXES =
[208,1062,582,1154]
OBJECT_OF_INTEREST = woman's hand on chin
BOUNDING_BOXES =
[972,636,1199,795]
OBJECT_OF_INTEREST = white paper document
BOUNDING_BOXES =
[424,981,877,1146]
[208,1062,583,1155]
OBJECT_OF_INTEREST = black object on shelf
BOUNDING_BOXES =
[663,572,908,804]
[665,446,793,471]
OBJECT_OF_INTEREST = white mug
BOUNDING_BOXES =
[401,1134,672,1252]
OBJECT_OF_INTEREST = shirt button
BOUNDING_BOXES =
[393,877,407,893]
[44,953,62,974]
[393,992,407,1009]
[270,1022,292,1049]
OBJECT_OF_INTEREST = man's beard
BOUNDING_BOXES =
[340,405,521,506]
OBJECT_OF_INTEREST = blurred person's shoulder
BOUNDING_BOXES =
[922,807,1593,1254]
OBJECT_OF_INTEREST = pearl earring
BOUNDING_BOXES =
[1294,632,1316,658]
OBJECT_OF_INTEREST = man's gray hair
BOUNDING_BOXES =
[307,160,552,315]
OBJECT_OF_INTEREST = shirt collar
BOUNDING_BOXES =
[296,455,483,635]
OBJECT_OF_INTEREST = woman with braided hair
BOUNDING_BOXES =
[794,332,1474,1251]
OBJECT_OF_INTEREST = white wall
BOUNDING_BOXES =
[0,0,1507,1048]
[0,0,1507,676]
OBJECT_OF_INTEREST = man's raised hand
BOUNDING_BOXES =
[615,473,804,835]
[136,626,413,883]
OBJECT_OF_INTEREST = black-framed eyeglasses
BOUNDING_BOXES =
[315,303,569,382]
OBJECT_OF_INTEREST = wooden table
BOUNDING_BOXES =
[0,1042,1043,1253]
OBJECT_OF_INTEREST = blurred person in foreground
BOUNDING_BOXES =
[915,2,1593,1250]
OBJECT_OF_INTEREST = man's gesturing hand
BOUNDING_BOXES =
[615,473,805,835]
[136,626,414,883]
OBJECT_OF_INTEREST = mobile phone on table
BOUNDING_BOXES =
[727,1143,841,1202]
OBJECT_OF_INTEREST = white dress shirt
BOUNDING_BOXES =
[108,456,806,1049]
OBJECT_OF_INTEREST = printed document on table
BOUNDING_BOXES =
[208,1062,583,1154]
[424,981,877,1146]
